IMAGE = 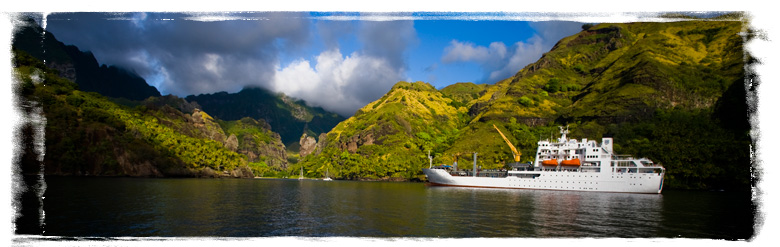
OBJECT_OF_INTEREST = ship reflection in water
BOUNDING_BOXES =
[423,186,665,238]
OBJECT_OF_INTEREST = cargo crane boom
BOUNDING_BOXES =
[493,124,521,162]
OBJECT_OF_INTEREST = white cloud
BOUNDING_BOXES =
[487,36,546,82]
[440,21,582,83]
[272,49,403,117]
[442,41,486,61]
[270,20,417,117]
[442,39,534,82]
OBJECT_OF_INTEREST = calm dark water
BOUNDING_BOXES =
[39,177,755,239]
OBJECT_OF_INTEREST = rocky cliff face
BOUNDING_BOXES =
[225,134,239,151]
[315,133,328,156]
[339,132,376,153]
[240,132,288,169]
[299,133,317,157]
[191,109,228,145]
[46,61,77,82]
[221,117,288,170]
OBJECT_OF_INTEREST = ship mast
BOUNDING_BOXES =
[428,150,433,169]
[558,125,569,142]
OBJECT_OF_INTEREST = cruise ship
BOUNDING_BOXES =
[422,126,665,194]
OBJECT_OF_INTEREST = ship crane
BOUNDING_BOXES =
[492,124,522,163]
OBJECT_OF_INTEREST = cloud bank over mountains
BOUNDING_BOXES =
[44,13,580,117]
[272,20,417,116]
[47,12,311,97]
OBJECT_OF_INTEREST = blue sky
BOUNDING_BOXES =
[42,12,583,116]
[410,20,536,87]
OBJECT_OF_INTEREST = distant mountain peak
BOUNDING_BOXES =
[185,86,345,146]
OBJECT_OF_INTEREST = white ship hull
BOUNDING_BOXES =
[423,168,664,194]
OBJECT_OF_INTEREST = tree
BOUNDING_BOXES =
[582,23,595,30]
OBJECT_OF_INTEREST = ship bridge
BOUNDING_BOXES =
[532,126,662,175]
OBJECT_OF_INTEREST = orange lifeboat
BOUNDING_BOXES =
[561,159,581,166]
[542,159,558,166]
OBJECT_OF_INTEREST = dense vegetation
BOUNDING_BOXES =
[440,82,487,108]
[296,81,468,181]
[298,19,754,191]
[218,117,289,176]
[14,49,287,178]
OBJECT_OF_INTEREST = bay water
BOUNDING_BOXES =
[39,177,754,239]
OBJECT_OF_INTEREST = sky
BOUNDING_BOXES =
[41,12,584,117]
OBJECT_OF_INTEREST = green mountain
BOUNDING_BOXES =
[467,21,744,124]
[299,18,753,191]
[440,82,487,107]
[14,49,287,178]
[461,20,751,190]
[12,17,161,101]
[297,81,469,180]
[185,87,345,146]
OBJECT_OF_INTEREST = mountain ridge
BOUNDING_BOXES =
[185,86,346,146]
[299,19,753,191]
[12,17,161,101]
